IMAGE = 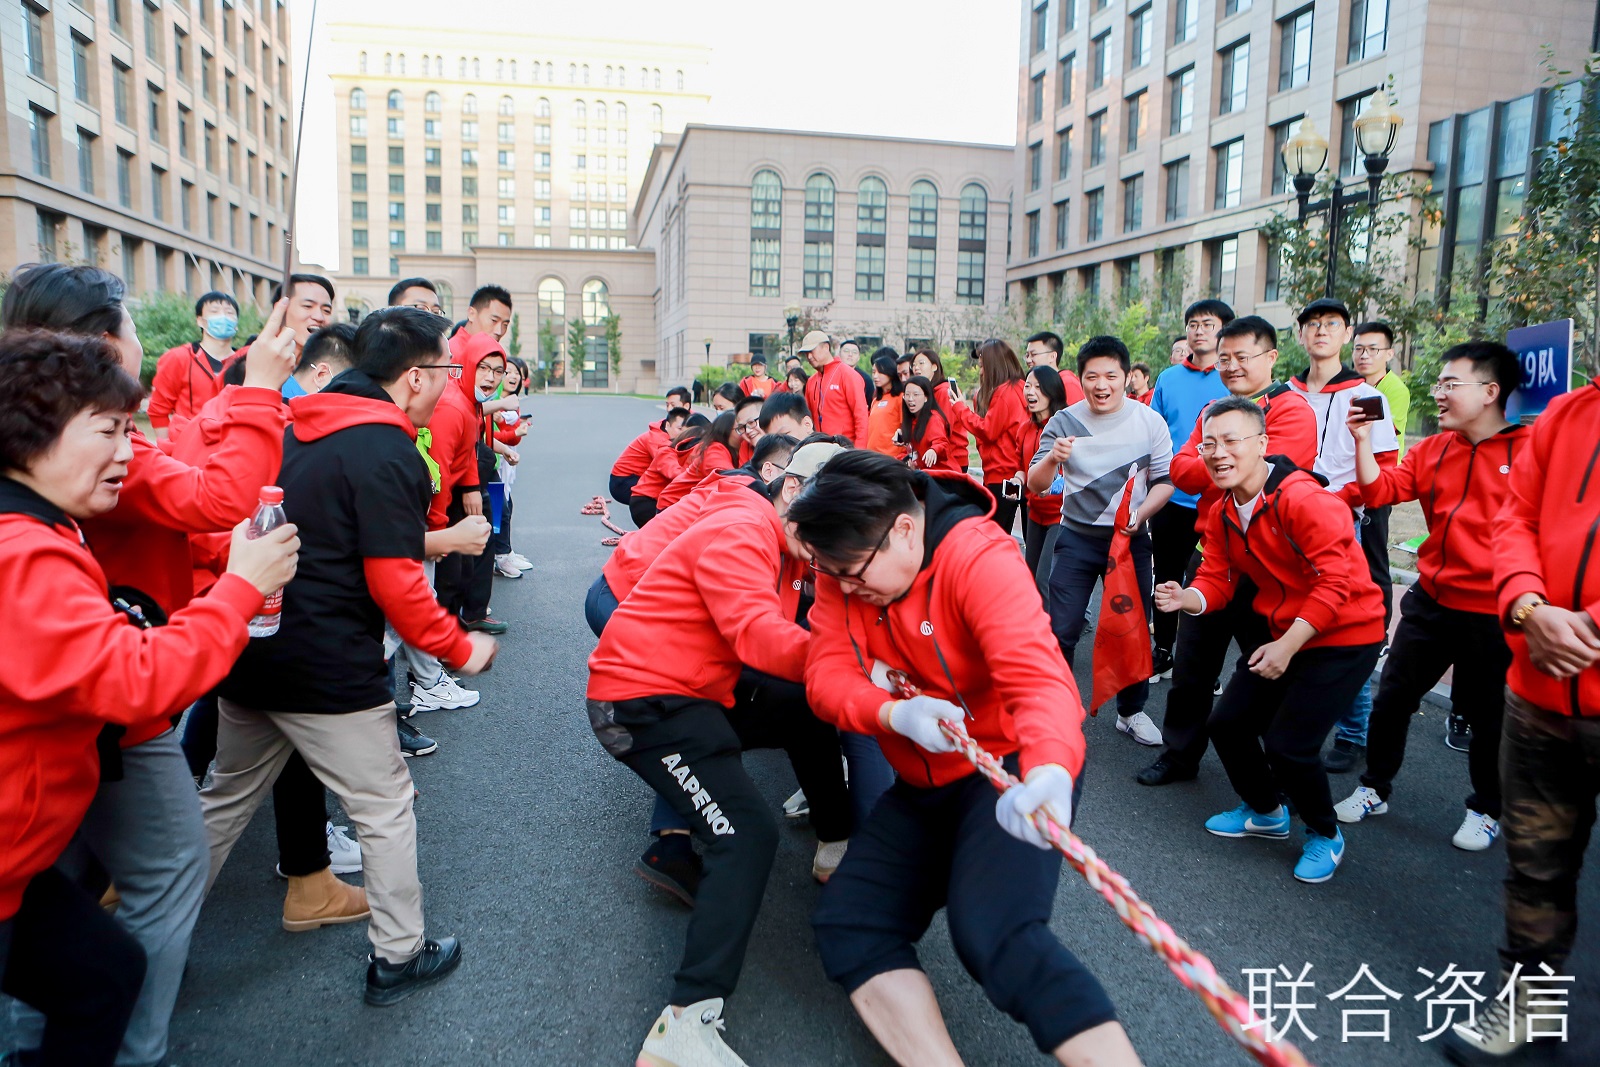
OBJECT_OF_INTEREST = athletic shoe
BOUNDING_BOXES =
[1446,712,1472,752]
[1212,678,1224,697]
[506,551,534,571]
[637,998,749,1067]
[633,834,701,907]
[395,688,416,718]
[397,718,437,758]
[782,788,810,820]
[412,674,480,712]
[364,937,462,1007]
[1293,828,1345,883]
[1334,786,1389,823]
[1452,810,1500,852]
[464,615,508,634]
[1136,755,1197,786]
[1115,711,1163,746]
[493,555,523,579]
[327,822,362,874]
[1148,648,1174,682]
[1205,803,1290,839]
[1321,738,1366,773]
[812,840,848,884]
[1440,972,1554,1062]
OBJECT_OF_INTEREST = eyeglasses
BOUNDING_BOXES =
[480,365,507,378]
[1215,350,1274,369]
[1430,380,1492,396]
[416,363,463,379]
[1197,432,1265,456]
[402,301,446,316]
[1352,345,1392,356]
[1302,319,1347,333]
[735,419,760,436]
[808,526,891,583]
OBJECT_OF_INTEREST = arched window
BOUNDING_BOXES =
[958,182,988,240]
[581,64,590,84]
[907,180,938,303]
[749,169,782,297]
[383,53,392,74]
[574,100,587,122]
[803,174,835,299]
[604,65,613,86]
[499,95,514,116]
[538,277,565,319]
[908,180,938,238]
[568,63,577,83]
[496,59,504,80]
[545,62,554,82]
[651,104,663,127]
[458,57,467,78]
[462,93,478,115]
[387,90,403,111]
[855,176,888,300]
[509,60,517,81]
[652,68,661,89]
[536,97,551,118]
[358,51,367,74]
[595,101,607,124]
[434,280,454,318]
[640,68,649,88]
[676,70,685,90]
[434,56,443,77]
[617,65,627,86]
[582,278,611,320]
[614,102,627,125]
[424,91,441,113]
[957,183,989,305]
[350,87,367,110]
[397,54,405,75]
[537,277,566,369]
[472,58,480,79]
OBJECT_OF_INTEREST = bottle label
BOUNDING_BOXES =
[261,589,282,615]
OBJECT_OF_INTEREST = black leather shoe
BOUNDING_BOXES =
[364,937,462,1006]
[1321,739,1366,774]
[1136,756,1198,786]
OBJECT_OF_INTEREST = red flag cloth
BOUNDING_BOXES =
[1089,471,1152,714]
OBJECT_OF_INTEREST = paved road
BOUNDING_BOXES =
[11,394,1595,1066]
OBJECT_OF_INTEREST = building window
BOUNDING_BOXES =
[1214,139,1244,208]
[1086,187,1104,240]
[462,204,478,224]
[389,201,404,220]
[1060,0,1076,33]
[389,228,405,249]
[1117,257,1141,297]
[1339,91,1377,176]
[1123,174,1143,232]
[1030,73,1045,125]
[908,179,938,242]
[1271,117,1304,194]
[461,120,478,140]
[351,172,366,193]
[425,91,441,112]
[499,122,514,143]
[1025,210,1040,257]
[1169,67,1195,135]
[856,176,888,300]
[803,173,834,299]
[1056,127,1074,179]
[23,2,47,78]
[425,119,439,139]
[76,128,95,193]
[1059,53,1074,107]
[72,34,92,101]
[1088,111,1106,166]
[350,114,367,137]
[1348,0,1388,63]
[498,176,515,197]
[1224,0,1251,13]
[388,146,404,165]
[750,168,782,297]
[113,61,133,125]
[178,106,190,157]
[116,149,133,208]
[1129,6,1152,69]
[1080,264,1100,301]
[1220,39,1249,114]
[855,244,885,300]
[1207,236,1239,302]
[1030,1,1049,54]
[1165,157,1190,220]
[462,148,478,167]
[1091,31,1111,89]
[1053,200,1069,250]
[1277,10,1314,89]
[387,117,403,137]
[36,210,59,261]
[956,183,987,305]
[906,247,936,303]
[389,174,404,194]
[1028,142,1043,191]
[352,201,368,221]
[1124,91,1147,153]
[1173,0,1197,44]
[1263,237,1287,301]
[149,168,164,219]
[425,201,440,222]
[28,106,50,178]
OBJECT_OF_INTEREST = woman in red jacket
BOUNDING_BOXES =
[630,414,708,527]
[656,410,738,511]
[1016,365,1070,598]
[900,376,959,473]
[910,348,969,471]
[0,330,298,1067]
[949,338,1029,532]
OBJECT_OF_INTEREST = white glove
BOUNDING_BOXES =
[995,764,1074,849]
[922,449,938,468]
[887,696,962,754]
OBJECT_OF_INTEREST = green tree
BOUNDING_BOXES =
[605,313,623,388]
[567,316,588,384]
[505,312,522,359]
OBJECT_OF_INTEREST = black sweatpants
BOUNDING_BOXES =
[1209,642,1384,837]
[1157,578,1270,771]
[812,762,1117,1053]
[609,473,640,507]
[983,485,1021,537]
[1358,505,1395,629]
[629,495,658,529]
[1149,503,1200,656]
[1361,586,1511,818]
[0,867,147,1066]
[436,447,497,622]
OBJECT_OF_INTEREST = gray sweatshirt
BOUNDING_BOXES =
[1029,399,1173,534]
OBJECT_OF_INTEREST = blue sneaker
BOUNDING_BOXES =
[1205,803,1290,839]
[1294,828,1345,883]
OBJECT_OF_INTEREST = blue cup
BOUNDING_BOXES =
[487,482,506,534]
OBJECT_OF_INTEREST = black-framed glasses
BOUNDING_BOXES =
[1352,344,1392,356]
[416,363,463,379]
[808,526,892,583]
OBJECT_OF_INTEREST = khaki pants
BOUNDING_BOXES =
[200,700,425,963]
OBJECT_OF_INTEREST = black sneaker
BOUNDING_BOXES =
[397,718,438,758]
[1321,738,1366,773]
[1136,755,1198,786]
[1445,712,1471,753]
[364,937,462,1007]
[1148,648,1174,682]
[632,834,702,907]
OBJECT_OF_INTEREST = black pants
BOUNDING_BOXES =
[812,763,1117,1053]
[436,456,496,622]
[629,495,658,529]
[609,473,640,507]
[1209,642,1384,837]
[1358,505,1395,629]
[1149,504,1200,655]
[0,867,147,1067]
[1157,578,1269,770]
[1361,586,1511,818]
[1047,526,1153,715]
[983,485,1021,537]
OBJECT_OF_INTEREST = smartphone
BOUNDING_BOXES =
[1351,396,1385,423]
[518,412,534,421]
[1001,479,1023,500]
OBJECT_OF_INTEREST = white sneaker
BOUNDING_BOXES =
[1452,809,1500,851]
[1334,786,1389,824]
[1116,712,1162,746]
[812,839,848,883]
[493,554,523,579]
[411,674,480,712]
[507,550,533,571]
[637,998,749,1067]
[327,822,362,874]
[782,788,810,820]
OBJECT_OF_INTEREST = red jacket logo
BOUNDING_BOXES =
[920,621,934,636]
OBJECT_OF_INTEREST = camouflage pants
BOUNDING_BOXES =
[1500,688,1600,973]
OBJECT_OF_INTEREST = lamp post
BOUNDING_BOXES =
[784,306,800,360]
[704,336,712,363]
[1281,96,1405,299]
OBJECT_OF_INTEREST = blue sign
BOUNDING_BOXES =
[1504,318,1573,421]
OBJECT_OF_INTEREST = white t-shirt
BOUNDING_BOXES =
[1287,367,1398,513]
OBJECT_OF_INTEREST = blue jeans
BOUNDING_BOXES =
[584,573,620,639]
[840,732,895,826]
[1046,526,1154,716]
[1331,518,1379,745]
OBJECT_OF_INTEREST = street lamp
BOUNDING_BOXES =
[1282,98,1405,298]
[704,336,712,362]
[784,306,800,360]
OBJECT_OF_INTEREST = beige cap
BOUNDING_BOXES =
[784,442,846,480]
[798,330,831,354]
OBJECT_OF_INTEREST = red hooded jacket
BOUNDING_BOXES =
[1189,457,1386,648]
[657,442,734,511]
[907,406,961,473]
[805,474,1086,788]
[951,379,1029,482]
[932,380,970,469]
[146,342,226,429]
[588,485,806,706]
[633,442,687,502]
[0,478,263,920]
[604,473,761,601]
[1170,385,1320,522]
[1361,423,1527,617]
[1494,383,1600,717]
[804,358,870,446]
[1015,417,1062,527]
[612,422,671,478]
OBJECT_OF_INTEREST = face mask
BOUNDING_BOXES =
[476,385,493,402]
[206,315,239,340]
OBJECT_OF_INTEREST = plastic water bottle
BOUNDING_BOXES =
[247,486,287,637]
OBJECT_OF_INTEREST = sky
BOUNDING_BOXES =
[287,0,1021,269]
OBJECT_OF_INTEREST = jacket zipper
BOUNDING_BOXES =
[879,608,937,786]
[1572,515,1599,717]
[1579,437,1600,503]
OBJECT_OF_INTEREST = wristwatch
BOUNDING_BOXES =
[1509,597,1548,629]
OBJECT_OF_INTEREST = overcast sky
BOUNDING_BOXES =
[288,0,1021,269]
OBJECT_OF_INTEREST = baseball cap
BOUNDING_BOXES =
[1296,297,1351,325]
[798,330,831,354]
[750,354,767,366]
[784,442,846,480]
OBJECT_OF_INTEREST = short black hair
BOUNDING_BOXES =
[270,273,335,306]
[299,322,358,375]
[661,406,691,430]
[666,385,691,404]
[1076,335,1131,376]
[194,290,240,317]
[2,263,127,338]
[735,394,765,416]
[759,391,811,429]
[1202,394,1267,434]
[470,284,513,310]
[352,307,450,385]
[221,354,249,386]
[788,450,925,563]
[1026,331,1065,360]
[1441,341,1522,411]
[388,277,438,306]
[1217,315,1278,351]
[870,346,900,364]
[895,353,914,366]
[1130,362,1152,378]
[749,433,799,470]
[1183,299,1236,325]
[1353,321,1395,347]
[0,330,144,473]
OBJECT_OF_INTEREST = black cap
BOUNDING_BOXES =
[750,354,767,365]
[1296,297,1351,325]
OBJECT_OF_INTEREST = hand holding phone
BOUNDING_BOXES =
[1351,395,1385,423]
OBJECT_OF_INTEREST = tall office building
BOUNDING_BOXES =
[1006,0,1594,318]
[325,17,709,316]
[0,0,296,303]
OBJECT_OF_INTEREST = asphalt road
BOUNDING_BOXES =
[11,393,1595,1067]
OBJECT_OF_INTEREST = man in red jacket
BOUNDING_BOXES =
[1156,397,1384,884]
[610,407,690,505]
[146,290,241,437]
[1335,342,1527,854]
[801,331,869,445]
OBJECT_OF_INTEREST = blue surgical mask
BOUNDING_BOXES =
[206,315,239,340]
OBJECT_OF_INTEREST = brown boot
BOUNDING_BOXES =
[282,867,370,933]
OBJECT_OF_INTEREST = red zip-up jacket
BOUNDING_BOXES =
[146,342,226,429]
[933,380,970,469]
[908,408,962,473]
[1361,423,1527,616]
[603,473,760,601]
[633,442,686,502]
[612,422,671,478]
[1189,457,1386,648]
[805,474,1086,787]
[804,358,870,446]
[0,479,263,920]
[587,487,807,706]
[1494,383,1600,717]
[1016,418,1062,527]
[657,442,734,511]
[1170,385,1320,522]
[951,379,1029,482]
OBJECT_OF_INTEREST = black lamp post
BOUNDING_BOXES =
[704,337,712,363]
[785,307,800,360]
[1282,97,1405,298]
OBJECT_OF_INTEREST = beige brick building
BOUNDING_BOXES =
[0,0,296,302]
[1006,0,1595,321]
